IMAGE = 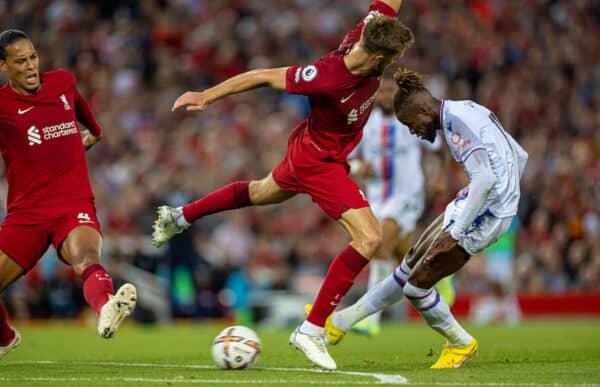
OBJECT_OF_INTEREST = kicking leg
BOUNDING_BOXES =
[152,173,295,247]
[60,226,136,339]
[404,232,477,369]
[329,214,445,341]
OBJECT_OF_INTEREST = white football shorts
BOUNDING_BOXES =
[442,196,513,256]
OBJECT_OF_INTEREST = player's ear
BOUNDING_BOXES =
[0,60,7,73]
[373,53,385,65]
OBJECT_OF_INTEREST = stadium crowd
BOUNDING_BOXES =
[0,0,598,321]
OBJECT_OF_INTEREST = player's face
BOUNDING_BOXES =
[399,106,437,143]
[0,39,40,95]
[376,79,395,115]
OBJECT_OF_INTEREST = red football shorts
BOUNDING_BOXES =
[273,127,369,220]
[0,200,102,271]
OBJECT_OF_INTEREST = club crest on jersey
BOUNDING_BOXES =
[27,126,42,146]
[60,94,71,110]
[301,65,317,82]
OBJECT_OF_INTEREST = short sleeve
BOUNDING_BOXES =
[285,58,333,97]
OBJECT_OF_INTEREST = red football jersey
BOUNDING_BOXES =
[285,0,397,163]
[0,69,94,220]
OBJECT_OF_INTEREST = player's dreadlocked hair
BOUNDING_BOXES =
[361,15,414,57]
[393,68,428,115]
[0,29,29,60]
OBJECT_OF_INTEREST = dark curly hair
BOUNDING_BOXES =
[0,29,29,60]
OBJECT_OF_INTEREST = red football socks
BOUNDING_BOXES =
[0,303,15,346]
[182,181,252,223]
[81,264,115,315]
[307,245,369,326]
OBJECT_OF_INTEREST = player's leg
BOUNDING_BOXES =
[152,173,295,247]
[328,214,444,342]
[292,206,381,370]
[58,225,136,338]
[352,216,399,336]
[0,250,24,359]
[289,164,377,370]
[404,235,477,369]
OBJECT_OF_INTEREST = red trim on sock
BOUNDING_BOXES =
[182,181,251,223]
[307,246,369,326]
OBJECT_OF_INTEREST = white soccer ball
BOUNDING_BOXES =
[211,325,262,370]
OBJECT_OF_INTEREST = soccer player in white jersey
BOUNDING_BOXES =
[323,69,528,369]
[347,76,448,336]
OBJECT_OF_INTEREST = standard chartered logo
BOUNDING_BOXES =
[28,126,42,146]
[27,121,78,146]
[42,121,77,139]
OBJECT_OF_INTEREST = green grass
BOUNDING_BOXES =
[1,320,599,386]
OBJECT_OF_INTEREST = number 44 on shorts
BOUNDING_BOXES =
[77,212,93,224]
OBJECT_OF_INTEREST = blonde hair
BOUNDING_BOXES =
[361,15,414,57]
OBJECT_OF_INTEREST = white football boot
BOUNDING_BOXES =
[0,329,21,360]
[151,206,189,248]
[289,327,337,370]
[98,283,137,339]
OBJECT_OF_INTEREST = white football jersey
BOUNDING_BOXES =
[351,107,441,206]
[440,100,528,218]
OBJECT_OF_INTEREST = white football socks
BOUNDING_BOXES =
[403,282,472,347]
[332,259,410,332]
[360,259,394,325]
[175,206,191,227]
[299,320,325,336]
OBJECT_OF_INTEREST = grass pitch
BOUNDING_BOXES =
[1,320,599,386]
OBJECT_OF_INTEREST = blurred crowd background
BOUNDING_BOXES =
[0,0,599,324]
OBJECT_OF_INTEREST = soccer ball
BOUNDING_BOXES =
[211,325,262,370]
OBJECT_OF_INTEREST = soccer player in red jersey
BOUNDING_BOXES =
[0,30,137,359]
[153,1,412,370]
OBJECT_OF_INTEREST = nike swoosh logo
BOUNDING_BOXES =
[18,106,34,115]
[340,92,356,104]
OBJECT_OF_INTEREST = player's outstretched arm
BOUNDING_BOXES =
[379,0,402,13]
[172,67,289,112]
[449,149,496,240]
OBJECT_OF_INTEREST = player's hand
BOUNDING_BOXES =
[172,91,213,112]
[82,130,101,151]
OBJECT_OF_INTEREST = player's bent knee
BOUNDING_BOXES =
[71,254,101,276]
[354,228,383,258]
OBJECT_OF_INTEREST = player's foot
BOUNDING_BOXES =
[98,283,137,339]
[151,205,189,248]
[351,318,381,338]
[0,328,21,360]
[289,327,336,370]
[304,304,346,345]
[430,338,478,369]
